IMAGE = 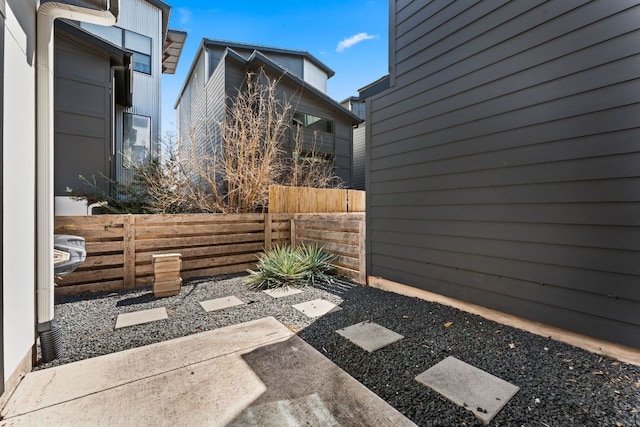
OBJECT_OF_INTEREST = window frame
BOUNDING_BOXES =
[292,112,334,134]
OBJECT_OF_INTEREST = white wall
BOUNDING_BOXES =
[3,0,37,381]
[303,58,328,93]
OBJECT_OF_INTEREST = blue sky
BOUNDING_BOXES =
[161,0,389,135]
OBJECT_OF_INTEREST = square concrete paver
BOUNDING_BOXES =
[200,296,245,312]
[292,299,341,318]
[415,356,519,424]
[115,307,168,329]
[336,321,404,352]
[263,288,303,298]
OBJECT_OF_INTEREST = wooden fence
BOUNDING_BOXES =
[54,212,365,295]
[269,185,365,213]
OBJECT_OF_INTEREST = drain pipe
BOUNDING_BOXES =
[36,0,119,362]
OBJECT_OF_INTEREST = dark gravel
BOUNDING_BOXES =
[44,274,640,426]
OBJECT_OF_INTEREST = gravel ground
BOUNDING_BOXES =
[43,274,640,426]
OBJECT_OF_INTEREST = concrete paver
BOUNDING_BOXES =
[263,288,303,298]
[336,321,404,352]
[415,356,519,425]
[114,307,168,329]
[1,317,415,427]
[292,298,341,318]
[199,295,244,312]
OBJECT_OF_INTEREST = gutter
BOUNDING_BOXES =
[36,0,119,362]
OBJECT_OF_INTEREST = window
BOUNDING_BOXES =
[80,23,152,74]
[292,112,333,133]
[123,113,151,168]
[125,31,152,74]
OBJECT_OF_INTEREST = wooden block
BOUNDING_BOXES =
[153,260,182,273]
[154,271,181,281]
[153,253,182,263]
[153,278,182,298]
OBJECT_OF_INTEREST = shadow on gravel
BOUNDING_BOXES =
[296,283,640,427]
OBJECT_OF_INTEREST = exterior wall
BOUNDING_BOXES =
[205,46,327,93]
[114,0,162,183]
[352,125,365,190]
[368,0,640,348]
[272,73,353,186]
[178,47,355,188]
[81,0,163,185]
[54,33,111,195]
[177,49,206,155]
[302,58,327,93]
[3,0,36,394]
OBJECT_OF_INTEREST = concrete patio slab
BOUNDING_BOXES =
[114,307,168,329]
[1,317,415,427]
[263,287,303,298]
[200,295,245,312]
[415,356,519,425]
[292,298,341,318]
[336,321,404,352]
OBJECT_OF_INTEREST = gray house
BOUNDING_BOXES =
[54,0,186,198]
[367,1,640,348]
[175,39,362,187]
[341,75,390,190]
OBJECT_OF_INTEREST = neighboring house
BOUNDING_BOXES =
[175,39,362,187]
[54,0,186,197]
[341,75,390,190]
[368,1,640,348]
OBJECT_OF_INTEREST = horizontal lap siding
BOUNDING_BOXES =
[368,0,640,348]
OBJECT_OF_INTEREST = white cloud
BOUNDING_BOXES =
[336,32,378,52]
[176,8,192,25]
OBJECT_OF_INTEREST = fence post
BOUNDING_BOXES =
[290,218,297,248]
[264,213,272,250]
[123,214,136,289]
[358,219,366,285]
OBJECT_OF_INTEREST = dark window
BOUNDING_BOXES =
[80,23,152,75]
[293,112,333,133]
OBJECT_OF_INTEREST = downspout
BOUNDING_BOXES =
[36,0,119,362]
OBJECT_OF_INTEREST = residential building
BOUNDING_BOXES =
[367,0,640,348]
[55,0,185,198]
[175,39,362,188]
[341,75,390,190]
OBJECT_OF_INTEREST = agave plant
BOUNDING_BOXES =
[298,242,337,285]
[245,243,336,290]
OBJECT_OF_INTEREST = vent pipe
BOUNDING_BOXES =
[36,0,119,362]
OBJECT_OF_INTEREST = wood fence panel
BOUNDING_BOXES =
[348,190,366,212]
[269,185,365,213]
[54,215,127,293]
[291,213,366,284]
[53,211,366,295]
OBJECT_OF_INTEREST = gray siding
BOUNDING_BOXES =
[177,51,206,153]
[54,34,111,195]
[352,125,365,190]
[178,45,355,188]
[207,47,304,82]
[368,0,640,348]
[274,74,353,186]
